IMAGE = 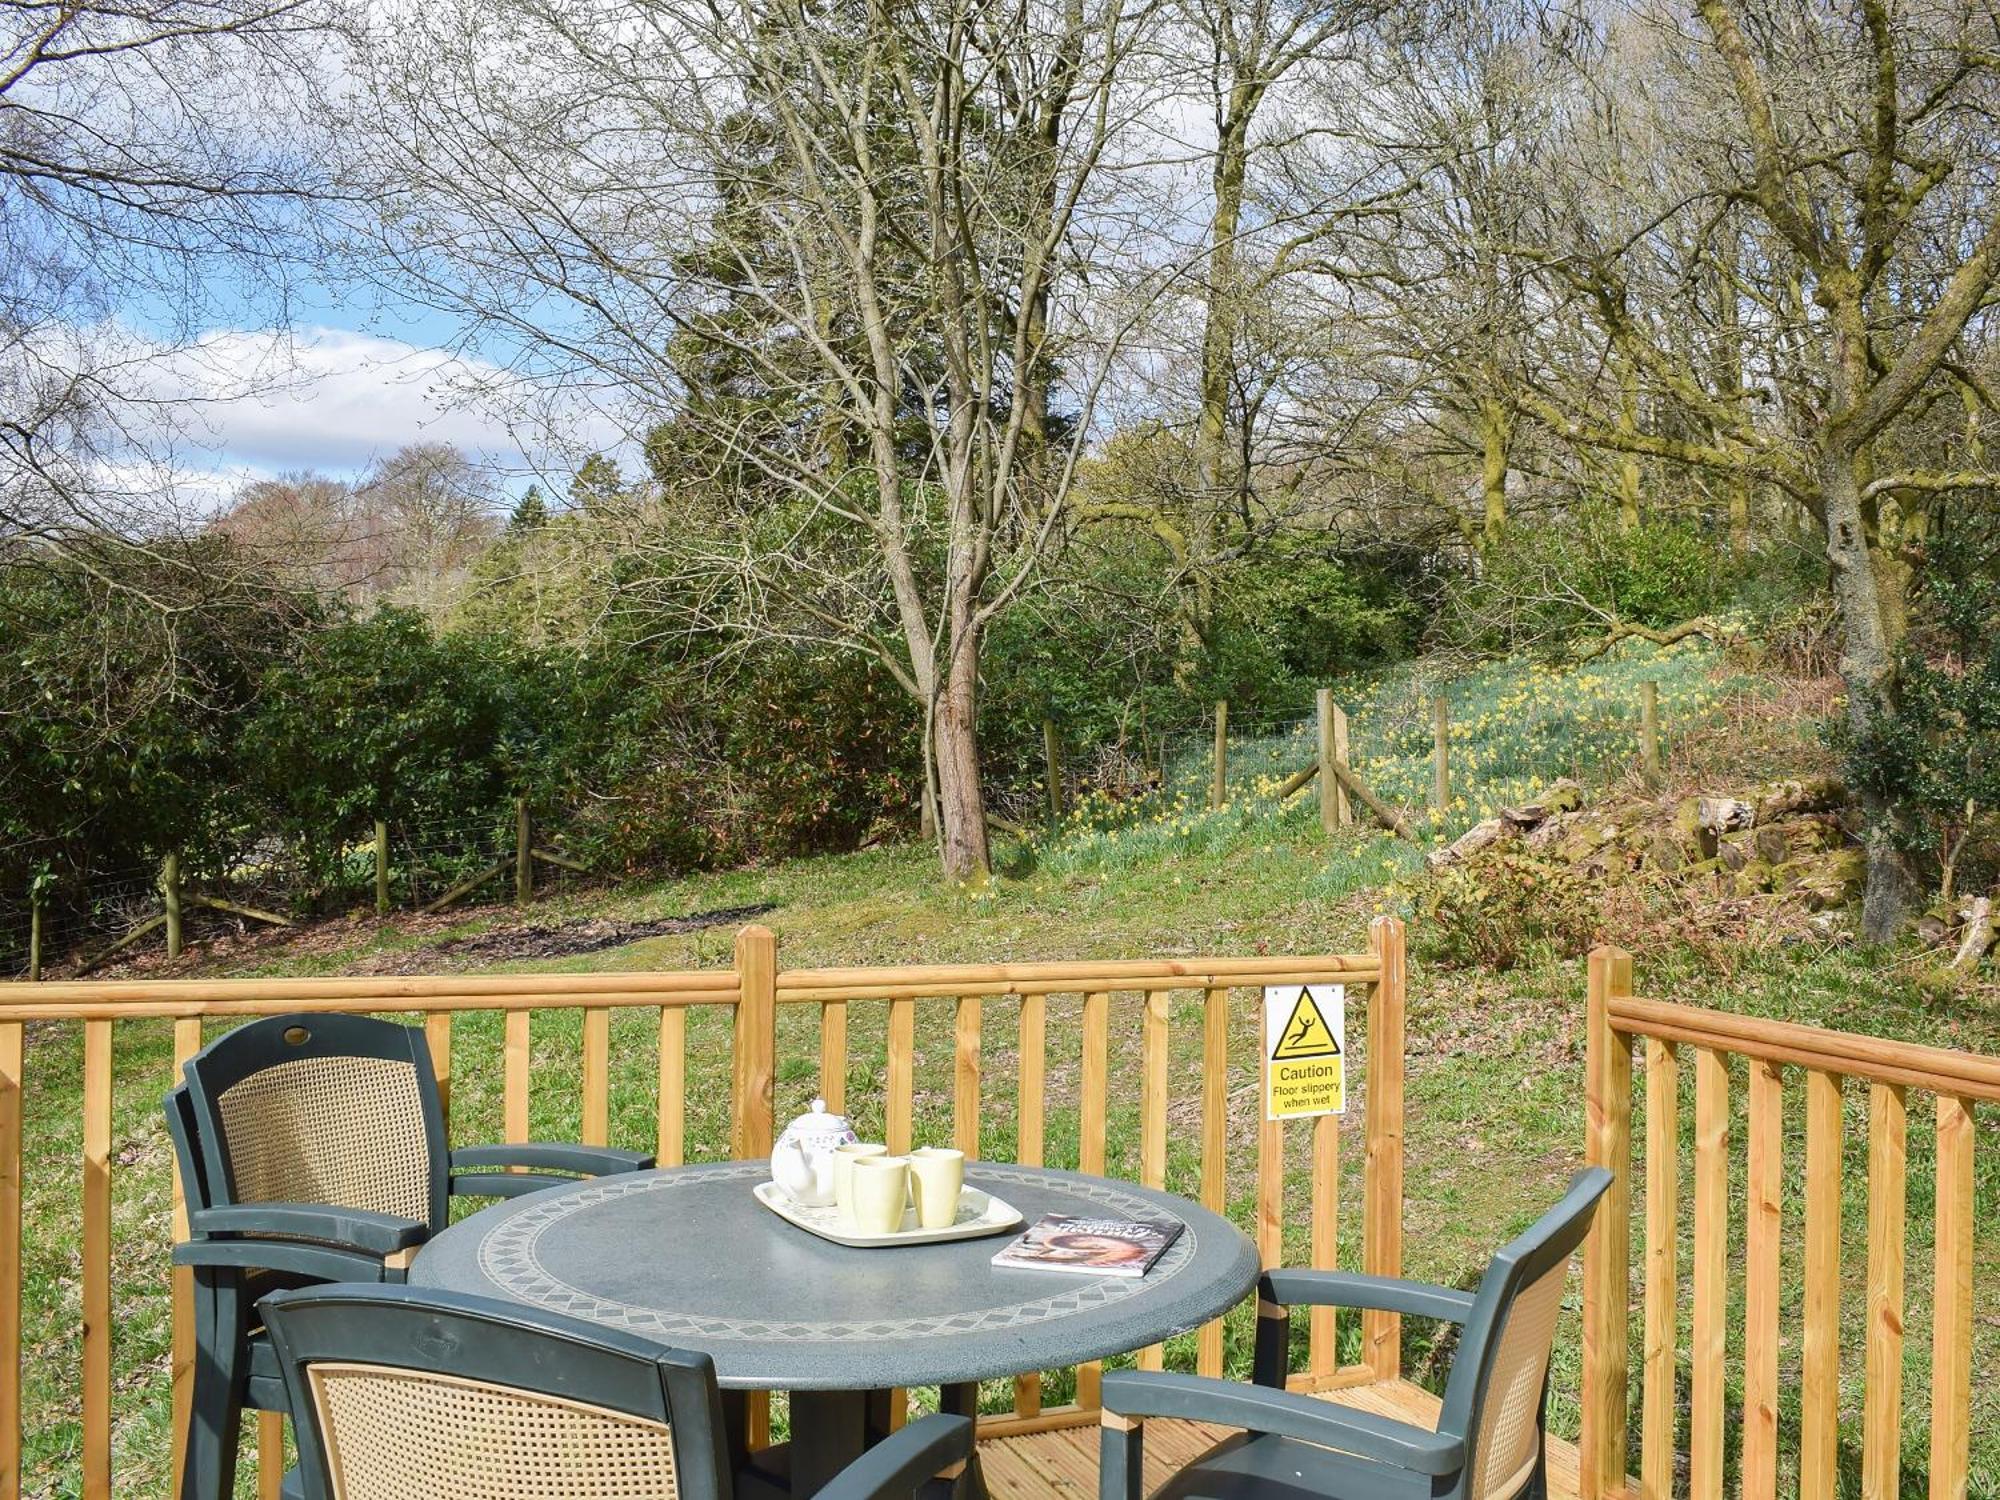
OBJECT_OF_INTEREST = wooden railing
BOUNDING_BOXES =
[1578,947,1995,1500]
[0,918,1408,1499]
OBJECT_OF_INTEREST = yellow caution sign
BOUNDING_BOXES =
[1263,984,1345,1120]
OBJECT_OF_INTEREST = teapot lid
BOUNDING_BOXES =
[782,1097,849,1135]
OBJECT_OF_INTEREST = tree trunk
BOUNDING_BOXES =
[1820,445,1914,940]
[1478,396,1510,541]
[932,635,991,882]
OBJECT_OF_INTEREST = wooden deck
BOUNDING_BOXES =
[978,1379,1610,1500]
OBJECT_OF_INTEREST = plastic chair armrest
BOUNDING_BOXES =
[450,1142,654,1181]
[1260,1270,1476,1324]
[188,1203,427,1255]
[814,1414,975,1500]
[1099,1372,1464,1476]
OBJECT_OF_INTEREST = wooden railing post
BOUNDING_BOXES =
[732,924,777,1158]
[0,1020,20,1500]
[1581,946,1634,1500]
[1363,915,1406,1379]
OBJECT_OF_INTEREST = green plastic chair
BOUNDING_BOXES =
[166,1012,653,1500]
[1097,1168,1613,1500]
[262,1283,974,1500]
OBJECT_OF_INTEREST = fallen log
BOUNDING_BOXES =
[1571,615,1735,662]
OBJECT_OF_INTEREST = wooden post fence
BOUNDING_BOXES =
[1431,696,1450,816]
[1043,718,1063,822]
[514,798,533,905]
[1211,700,1228,810]
[1579,945,1994,1500]
[161,853,181,961]
[1640,682,1662,785]
[24,904,37,986]
[374,818,391,917]
[1316,690,1352,833]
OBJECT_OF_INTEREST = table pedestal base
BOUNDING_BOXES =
[734,1385,986,1500]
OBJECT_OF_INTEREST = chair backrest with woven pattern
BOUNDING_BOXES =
[1438,1168,1613,1500]
[263,1286,732,1500]
[185,1013,449,1229]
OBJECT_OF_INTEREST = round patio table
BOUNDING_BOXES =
[412,1159,1259,1500]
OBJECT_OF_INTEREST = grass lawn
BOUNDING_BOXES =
[9,644,1996,1497]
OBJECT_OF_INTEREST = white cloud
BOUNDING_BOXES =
[149,325,632,496]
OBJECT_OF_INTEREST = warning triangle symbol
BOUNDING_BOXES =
[1272,990,1341,1061]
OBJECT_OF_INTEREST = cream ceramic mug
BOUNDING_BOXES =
[831,1141,889,1224]
[908,1147,965,1229]
[848,1155,911,1235]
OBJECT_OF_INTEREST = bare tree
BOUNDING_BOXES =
[1,0,337,564]
[336,0,1172,879]
[1485,0,2000,937]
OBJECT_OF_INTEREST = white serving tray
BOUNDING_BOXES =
[754,1180,1024,1247]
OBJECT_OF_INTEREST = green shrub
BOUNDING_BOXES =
[1454,507,1735,650]
[1839,573,2000,894]
[1413,850,1600,969]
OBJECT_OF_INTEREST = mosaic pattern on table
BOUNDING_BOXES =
[475,1161,1201,1343]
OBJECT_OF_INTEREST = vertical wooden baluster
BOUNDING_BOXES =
[1076,990,1109,1410]
[257,1412,284,1499]
[1929,1094,1974,1500]
[169,1018,203,1488]
[82,1018,112,1500]
[1582,945,1633,1500]
[955,996,981,1157]
[657,1007,686,1166]
[1800,1070,1844,1500]
[504,1009,531,1146]
[887,998,916,1155]
[1307,1110,1339,1382]
[1256,1108,1285,1388]
[731,925,778,1452]
[1862,1083,1907,1500]
[1197,987,1228,1379]
[1013,994,1046,1418]
[1742,1060,1783,1500]
[732,925,778,1159]
[820,1001,848,1115]
[1017,995,1046,1169]
[1363,916,1405,1381]
[1137,991,1169,1371]
[0,1020,21,1500]
[582,1006,611,1147]
[425,1013,453,1133]
[882,993,917,1437]
[1690,1047,1729,1500]
[1641,1039,1678,1500]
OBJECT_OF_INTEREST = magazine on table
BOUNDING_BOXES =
[990,1213,1183,1277]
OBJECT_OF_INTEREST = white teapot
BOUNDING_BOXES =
[771,1098,858,1206]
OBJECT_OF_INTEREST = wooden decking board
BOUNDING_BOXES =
[977,1378,1633,1500]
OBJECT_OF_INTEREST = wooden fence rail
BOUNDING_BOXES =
[0,919,1408,1500]
[1580,947,1993,1500]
